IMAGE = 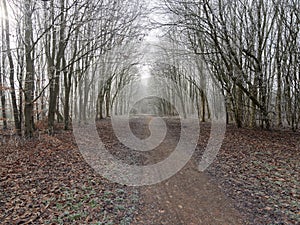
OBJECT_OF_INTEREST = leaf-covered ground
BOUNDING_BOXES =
[197,123,300,224]
[0,131,139,224]
[0,119,299,224]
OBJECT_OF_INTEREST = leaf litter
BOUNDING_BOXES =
[0,119,299,224]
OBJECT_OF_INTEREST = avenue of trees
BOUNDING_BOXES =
[0,0,146,137]
[158,0,300,130]
[0,0,299,138]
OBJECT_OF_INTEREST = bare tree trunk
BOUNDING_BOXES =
[105,86,111,118]
[24,0,35,138]
[48,0,66,133]
[96,91,104,120]
[276,58,282,127]
[200,90,206,122]
[236,86,243,128]
[0,21,7,129]
[63,56,72,130]
[16,39,24,131]
[250,76,258,128]
[3,0,21,134]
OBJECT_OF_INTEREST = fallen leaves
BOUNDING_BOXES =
[1,119,299,224]
[0,129,139,224]
[201,123,300,224]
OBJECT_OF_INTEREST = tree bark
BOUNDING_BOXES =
[3,0,21,134]
[48,0,66,133]
[24,0,35,138]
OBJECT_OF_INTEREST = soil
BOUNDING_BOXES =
[127,116,245,224]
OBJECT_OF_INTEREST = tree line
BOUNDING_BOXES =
[0,0,299,138]
[0,0,146,137]
[152,0,300,130]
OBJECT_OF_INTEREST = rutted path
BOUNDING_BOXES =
[133,161,245,224]
[99,116,245,224]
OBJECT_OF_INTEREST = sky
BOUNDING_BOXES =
[139,0,166,83]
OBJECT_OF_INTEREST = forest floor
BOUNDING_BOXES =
[0,117,299,224]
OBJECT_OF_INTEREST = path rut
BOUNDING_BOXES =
[127,116,245,224]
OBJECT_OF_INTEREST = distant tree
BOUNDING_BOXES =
[2,0,21,134]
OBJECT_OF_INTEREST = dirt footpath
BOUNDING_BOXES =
[123,116,246,224]
[133,161,245,225]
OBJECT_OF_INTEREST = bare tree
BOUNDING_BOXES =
[2,0,21,134]
[162,0,300,130]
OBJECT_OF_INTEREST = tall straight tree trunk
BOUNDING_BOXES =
[250,76,258,128]
[236,86,243,128]
[3,0,21,134]
[0,68,7,130]
[200,90,206,122]
[82,73,90,123]
[47,63,60,131]
[275,16,283,127]
[96,90,104,120]
[195,90,200,120]
[24,0,35,137]
[63,57,72,130]
[48,0,66,133]
[78,78,83,123]
[0,30,7,129]
[17,41,24,130]
[105,86,111,118]
[276,60,282,127]
[63,25,79,130]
